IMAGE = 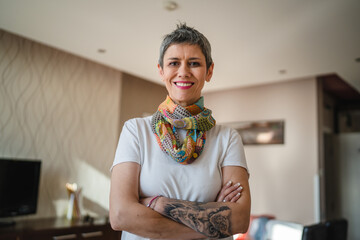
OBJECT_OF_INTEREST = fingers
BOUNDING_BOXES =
[217,181,243,203]
[223,182,243,203]
[216,181,232,202]
[228,185,242,203]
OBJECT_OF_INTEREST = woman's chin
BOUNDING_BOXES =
[171,97,199,107]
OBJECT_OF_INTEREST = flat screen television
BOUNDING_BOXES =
[0,158,41,223]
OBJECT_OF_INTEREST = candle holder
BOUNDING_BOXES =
[66,183,82,220]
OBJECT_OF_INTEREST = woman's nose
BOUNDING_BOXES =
[177,64,191,78]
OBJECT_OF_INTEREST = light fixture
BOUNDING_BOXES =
[97,49,106,54]
[279,69,287,75]
[163,0,178,11]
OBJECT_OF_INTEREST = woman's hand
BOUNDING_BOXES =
[216,181,243,203]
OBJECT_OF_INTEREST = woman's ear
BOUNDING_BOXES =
[206,63,214,82]
[158,64,164,79]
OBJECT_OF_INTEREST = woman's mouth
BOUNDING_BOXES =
[174,81,194,89]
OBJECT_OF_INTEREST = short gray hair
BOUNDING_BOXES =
[158,23,213,70]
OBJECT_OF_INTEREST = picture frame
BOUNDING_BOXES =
[224,120,285,145]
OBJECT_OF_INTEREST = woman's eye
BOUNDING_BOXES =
[169,62,179,66]
[189,62,200,67]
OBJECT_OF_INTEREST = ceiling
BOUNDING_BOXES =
[1,0,360,93]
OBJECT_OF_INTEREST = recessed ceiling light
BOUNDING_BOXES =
[98,49,106,53]
[163,0,178,11]
[279,69,287,74]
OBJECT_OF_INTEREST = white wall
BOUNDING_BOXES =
[204,78,318,224]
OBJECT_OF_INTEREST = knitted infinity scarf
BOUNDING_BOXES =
[151,96,216,164]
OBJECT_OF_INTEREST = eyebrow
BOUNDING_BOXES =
[166,57,202,61]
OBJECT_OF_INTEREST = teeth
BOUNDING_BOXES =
[176,82,192,87]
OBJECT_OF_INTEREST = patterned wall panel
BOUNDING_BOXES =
[0,29,122,219]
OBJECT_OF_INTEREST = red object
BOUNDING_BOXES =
[146,195,162,208]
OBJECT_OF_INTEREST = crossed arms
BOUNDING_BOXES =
[109,162,250,239]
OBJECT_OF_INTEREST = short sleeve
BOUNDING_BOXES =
[111,120,141,170]
[222,128,249,173]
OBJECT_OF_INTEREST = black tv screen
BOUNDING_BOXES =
[0,158,41,218]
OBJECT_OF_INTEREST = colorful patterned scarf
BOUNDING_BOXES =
[151,96,216,164]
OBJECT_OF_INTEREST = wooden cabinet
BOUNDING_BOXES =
[0,218,121,240]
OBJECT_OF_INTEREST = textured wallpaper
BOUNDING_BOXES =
[0,29,122,219]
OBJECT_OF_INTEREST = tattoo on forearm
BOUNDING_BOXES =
[162,200,232,238]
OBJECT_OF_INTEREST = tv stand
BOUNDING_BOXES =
[0,220,15,228]
[0,217,121,240]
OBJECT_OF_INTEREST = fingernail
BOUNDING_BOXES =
[234,183,241,187]
[226,181,232,186]
[238,186,243,190]
[223,199,226,202]
[236,193,241,197]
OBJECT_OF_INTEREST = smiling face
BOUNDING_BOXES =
[158,44,214,107]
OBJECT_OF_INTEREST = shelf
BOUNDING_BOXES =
[0,217,121,240]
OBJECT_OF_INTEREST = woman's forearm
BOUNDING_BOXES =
[111,200,207,239]
[152,197,249,238]
[153,198,232,238]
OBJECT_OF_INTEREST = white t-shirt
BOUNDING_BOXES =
[112,116,248,240]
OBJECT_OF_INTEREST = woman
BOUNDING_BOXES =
[110,23,250,239]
